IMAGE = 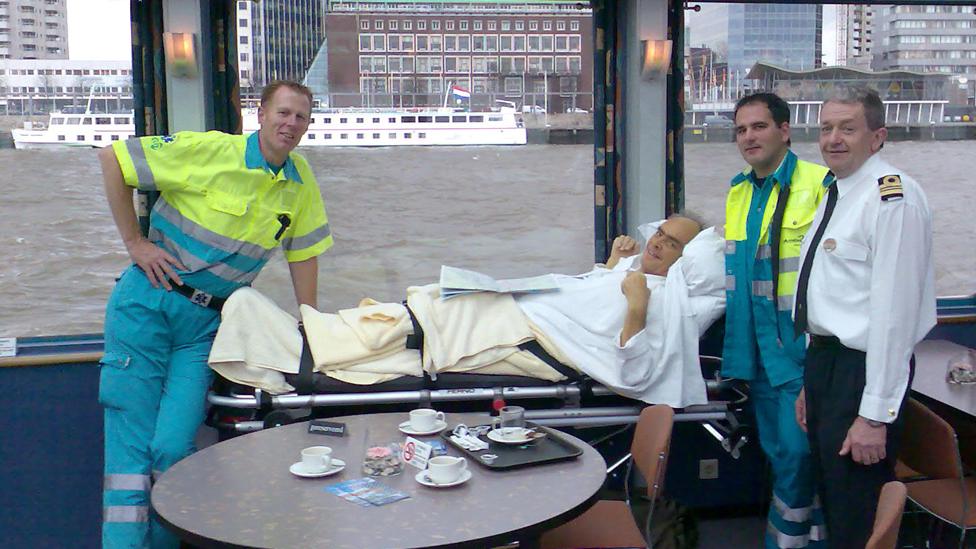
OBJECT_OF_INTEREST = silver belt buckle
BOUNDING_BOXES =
[189,289,213,308]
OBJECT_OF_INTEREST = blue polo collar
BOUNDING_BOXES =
[756,149,796,189]
[244,131,303,184]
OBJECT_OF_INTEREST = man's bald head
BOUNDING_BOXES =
[640,215,702,276]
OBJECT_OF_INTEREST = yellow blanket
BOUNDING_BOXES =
[208,287,574,393]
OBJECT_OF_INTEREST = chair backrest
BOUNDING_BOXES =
[899,398,961,480]
[631,405,675,500]
[865,481,908,549]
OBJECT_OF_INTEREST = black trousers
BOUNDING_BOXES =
[803,336,914,549]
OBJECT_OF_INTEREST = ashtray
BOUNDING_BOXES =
[947,349,976,385]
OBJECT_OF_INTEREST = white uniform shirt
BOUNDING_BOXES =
[515,254,724,407]
[798,154,936,423]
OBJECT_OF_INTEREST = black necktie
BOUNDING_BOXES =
[794,182,838,338]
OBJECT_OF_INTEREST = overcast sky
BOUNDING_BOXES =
[67,0,130,61]
[65,1,837,65]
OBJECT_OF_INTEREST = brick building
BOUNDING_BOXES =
[324,0,592,112]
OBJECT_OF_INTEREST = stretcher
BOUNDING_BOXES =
[206,319,753,459]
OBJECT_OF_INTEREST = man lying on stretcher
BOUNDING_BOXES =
[209,215,726,408]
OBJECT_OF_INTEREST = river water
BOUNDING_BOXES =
[1,141,972,337]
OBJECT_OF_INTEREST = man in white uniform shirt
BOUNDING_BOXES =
[792,86,936,547]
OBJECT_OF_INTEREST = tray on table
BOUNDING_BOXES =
[441,422,583,470]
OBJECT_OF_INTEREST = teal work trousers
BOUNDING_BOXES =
[99,266,220,549]
[752,372,826,548]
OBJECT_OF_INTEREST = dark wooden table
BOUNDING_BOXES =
[151,412,606,548]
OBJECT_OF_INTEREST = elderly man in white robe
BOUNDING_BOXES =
[210,215,727,408]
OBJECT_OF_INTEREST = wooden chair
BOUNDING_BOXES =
[865,481,907,549]
[540,405,674,549]
[898,398,976,549]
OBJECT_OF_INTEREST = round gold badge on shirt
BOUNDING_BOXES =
[823,238,836,252]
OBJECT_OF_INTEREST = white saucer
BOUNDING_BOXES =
[415,468,472,488]
[289,458,346,478]
[398,419,448,436]
[486,428,546,445]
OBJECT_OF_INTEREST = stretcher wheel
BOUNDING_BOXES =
[263,410,297,429]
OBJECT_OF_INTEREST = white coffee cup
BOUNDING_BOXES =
[409,408,446,432]
[301,446,333,473]
[427,455,468,484]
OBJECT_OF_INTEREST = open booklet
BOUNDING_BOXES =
[439,265,560,299]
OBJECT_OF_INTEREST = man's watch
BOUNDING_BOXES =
[862,417,885,428]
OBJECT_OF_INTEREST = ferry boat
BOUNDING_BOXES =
[242,102,526,147]
[11,103,525,149]
[11,111,136,149]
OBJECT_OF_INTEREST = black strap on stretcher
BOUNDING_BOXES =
[294,323,316,395]
[403,300,425,362]
[517,340,583,382]
[402,304,440,391]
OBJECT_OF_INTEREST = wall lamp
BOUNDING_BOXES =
[640,39,672,81]
[163,32,198,79]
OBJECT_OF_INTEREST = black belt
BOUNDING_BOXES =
[809,334,842,347]
[171,283,226,311]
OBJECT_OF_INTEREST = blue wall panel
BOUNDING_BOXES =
[0,362,102,548]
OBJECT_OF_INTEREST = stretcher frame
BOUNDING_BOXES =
[206,326,752,458]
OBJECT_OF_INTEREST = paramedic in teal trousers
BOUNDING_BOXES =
[722,93,830,548]
[98,80,333,548]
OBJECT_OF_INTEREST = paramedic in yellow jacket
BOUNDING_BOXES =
[722,93,830,548]
[97,81,333,548]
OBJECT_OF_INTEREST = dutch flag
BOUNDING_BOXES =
[451,86,471,100]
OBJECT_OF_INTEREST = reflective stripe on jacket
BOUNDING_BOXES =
[722,151,830,386]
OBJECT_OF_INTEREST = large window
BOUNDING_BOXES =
[683,2,975,297]
[1,1,597,339]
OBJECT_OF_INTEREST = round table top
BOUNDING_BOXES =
[151,412,607,549]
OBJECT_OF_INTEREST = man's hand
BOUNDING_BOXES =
[621,270,651,310]
[839,416,887,465]
[606,235,640,269]
[794,388,807,433]
[619,271,650,346]
[126,237,185,290]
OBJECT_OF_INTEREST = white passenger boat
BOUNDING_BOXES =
[12,104,526,150]
[242,103,527,147]
[11,111,136,150]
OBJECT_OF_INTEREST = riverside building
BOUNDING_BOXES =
[872,4,976,106]
[323,0,593,112]
[0,59,131,114]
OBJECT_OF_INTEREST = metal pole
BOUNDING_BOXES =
[543,70,548,118]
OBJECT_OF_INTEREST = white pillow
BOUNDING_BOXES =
[637,220,725,297]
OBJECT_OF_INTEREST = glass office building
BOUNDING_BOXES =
[690,3,822,79]
[239,0,326,90]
